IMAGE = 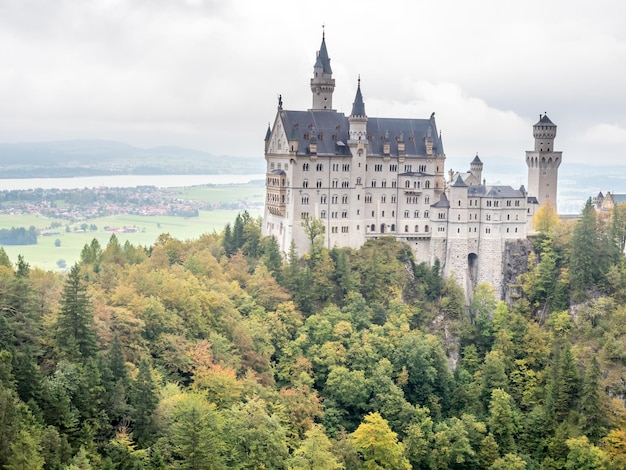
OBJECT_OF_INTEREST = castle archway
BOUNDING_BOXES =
[468,253,478,285]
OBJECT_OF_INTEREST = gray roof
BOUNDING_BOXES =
[351,80,366,117]
[467,185,525,198]
[270,169,286,175]
[264,125,271,141]
[314,35,332,74]
[432,193,450,208]
[279,110,444,157]
[452,174,468,187]
[471,154,483,165]
[535,113,555,126]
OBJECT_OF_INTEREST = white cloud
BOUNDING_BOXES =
[580,123,626,145]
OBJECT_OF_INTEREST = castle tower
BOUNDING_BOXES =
[470,154,483,184]
[348,78,368,247]
[526,114,562,207]
[310,31,335,111]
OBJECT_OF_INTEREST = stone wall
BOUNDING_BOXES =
[502,238,533,304]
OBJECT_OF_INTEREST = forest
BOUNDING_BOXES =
[0,226,38,245]
[0,201,626,469]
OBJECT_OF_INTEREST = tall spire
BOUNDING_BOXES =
[310,28,335,111]
[351,76,366,117]
[315,31,333,75]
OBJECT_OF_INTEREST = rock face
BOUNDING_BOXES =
[502,239,533,304]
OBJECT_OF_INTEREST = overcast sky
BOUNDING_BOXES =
[2,0,625,170]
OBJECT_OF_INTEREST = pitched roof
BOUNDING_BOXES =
[452,174,468,187]
[279,110,443,157]
[432,193,450,208]
[315,35,332,74]
[535,113,555,126]
[467,185,526,198]
[351,79,366,117]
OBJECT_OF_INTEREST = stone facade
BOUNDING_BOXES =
[262,34,560,298]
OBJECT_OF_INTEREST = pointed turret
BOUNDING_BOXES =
[310,30,336,111]
[348,78,368,143]
[351,77,366,117]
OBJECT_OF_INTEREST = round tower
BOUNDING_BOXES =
[526,113,562,207]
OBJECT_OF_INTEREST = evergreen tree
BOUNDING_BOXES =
[4,428,44,470]
[56,264,97,361]
[0,247,12,268]
[130,358,158,446]
[108,334,128,384]
[488,388,517,455]
[568,199,611,301]
[232,213,245,252]
[579,357,606,442]
[261,235,283,280]
[223,397,289,469]
[546,342,580,423]
[222,223,234,257]
[170,393,224,469]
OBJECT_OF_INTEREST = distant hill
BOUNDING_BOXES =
[0,140,265,177]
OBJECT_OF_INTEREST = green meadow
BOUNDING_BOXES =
[0,183,265,271]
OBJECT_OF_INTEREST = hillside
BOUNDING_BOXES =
[0,205,625,468]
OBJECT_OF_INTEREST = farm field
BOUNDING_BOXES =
[0,210,262,272]
[0,181,266,270]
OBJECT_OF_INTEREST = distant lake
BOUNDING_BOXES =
[0,174,266,191]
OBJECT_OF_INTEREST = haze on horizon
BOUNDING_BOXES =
[1,0,625,167]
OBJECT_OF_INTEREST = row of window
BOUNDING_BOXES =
[266,176,286,187]
[406,196,430,204]
[301,163,351,172]
[267,193,285,203]
[300,178,437,190]
[269,162,288,170]
[466,199,521,207]
[299,162,436,173]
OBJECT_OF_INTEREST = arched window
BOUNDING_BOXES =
[405,225,409,232]
[370,224,375,232]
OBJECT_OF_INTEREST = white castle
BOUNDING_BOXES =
[262,34,561,297]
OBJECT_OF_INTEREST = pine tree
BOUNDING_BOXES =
[4,428,44,470]
[222,223,234,257]
[579,357,606,442]
[488,388,517,455]
[546,342,580,423]
[130,358,158,446]
[261,235,283,280]
[108,334,128,384]
[56,264,97,361]
[0,247,11,268]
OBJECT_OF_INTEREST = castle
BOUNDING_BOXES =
[262,33,561,297]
